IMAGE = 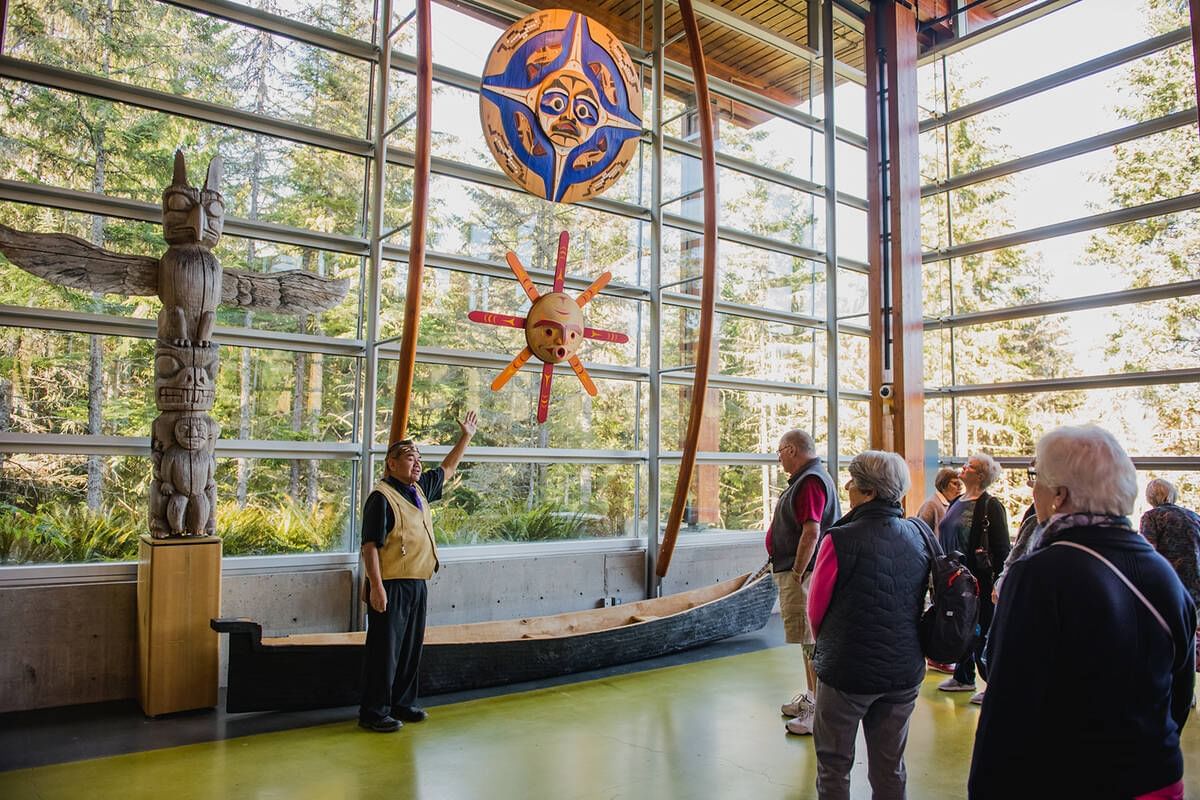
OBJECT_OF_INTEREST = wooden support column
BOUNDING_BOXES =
[865,0,925,512]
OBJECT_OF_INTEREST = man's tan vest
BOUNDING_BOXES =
[374,479,439,580]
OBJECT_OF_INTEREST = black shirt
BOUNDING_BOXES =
[360,469,445,547]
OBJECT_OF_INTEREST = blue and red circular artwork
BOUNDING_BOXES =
[480,10,643,205]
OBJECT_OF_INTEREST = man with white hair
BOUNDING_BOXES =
[768,428,841,735]
[970,425,1195,799]
[807,450,931,800]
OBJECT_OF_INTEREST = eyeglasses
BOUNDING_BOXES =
[1026,467,1036,479]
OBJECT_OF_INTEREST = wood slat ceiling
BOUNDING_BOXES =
[462,0,1042,128]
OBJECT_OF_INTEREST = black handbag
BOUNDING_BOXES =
[973,497,994,578]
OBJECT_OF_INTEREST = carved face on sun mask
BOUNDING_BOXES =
[524,292,584,363]
[162,152,225,248]
[155,340,218,411]
[536,71,601,151]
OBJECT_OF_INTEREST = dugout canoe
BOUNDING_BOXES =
[211,569,776,713]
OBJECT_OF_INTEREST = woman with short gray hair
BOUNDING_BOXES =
[915,466,964,539]
[1140,478,1200,607]
[937,452,1011,701]
[969,426,1195,799]
[807,451,931,800]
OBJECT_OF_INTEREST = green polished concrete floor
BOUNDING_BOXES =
[4,646,1200,800]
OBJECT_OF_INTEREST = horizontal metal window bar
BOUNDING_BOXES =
[379,445,647,464]
[921,108,1198,198]
[0,56,373,157]
[660,371,871,401]
[376,343,651,384]
[379,245,651,303]
[386,146,652,222]
[0,304,367,357]
[661,292,870,337]
[923,191,1200,264]
[659,59,868,151]
[924,279,1200,331]
[660,275,703,290]
[926,367,1200,398]
[662,104,697,128]
[659,187,706,207]
[658,450,858,466]
[662,211,871,273]
[379,221,412,241]
[665,29,687,48]
[388,9,417,40]
[0,432,359,459]
[938,454,1200,471]
[382,111,417,141]
[661,134,869,212]
[918,0,1080,65]
[0,179,370,256]
[919,27,1191,134]
[658,364,697,374]
[160,0,377,60]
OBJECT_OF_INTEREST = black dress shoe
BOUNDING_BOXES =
[358,715,403,732]
[391,706,428,723]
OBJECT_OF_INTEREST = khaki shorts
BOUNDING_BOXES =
[774,570,814,648]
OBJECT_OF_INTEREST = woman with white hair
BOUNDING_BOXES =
[1140,478,1200,606]
[937,452,1011,702]
[969,426,1195,800]
[807,451,932,800]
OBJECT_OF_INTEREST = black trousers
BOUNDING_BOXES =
[954,594,994,685]
[359,578,427,722]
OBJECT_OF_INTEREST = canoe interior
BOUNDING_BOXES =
[262,571,755,648]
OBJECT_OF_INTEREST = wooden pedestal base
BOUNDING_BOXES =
[137,534,221,717]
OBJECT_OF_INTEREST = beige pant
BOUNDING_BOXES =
[774,570,815,652]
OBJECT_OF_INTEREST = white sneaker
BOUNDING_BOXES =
[781,691,815,718]
[969,691,985,705]
[785,714,814,735]
[937,677,976,692]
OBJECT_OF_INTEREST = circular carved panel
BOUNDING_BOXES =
[479,10,643,205]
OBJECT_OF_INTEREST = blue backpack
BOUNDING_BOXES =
[912,517,980,664]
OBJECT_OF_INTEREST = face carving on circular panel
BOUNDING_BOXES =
[480,10,643,205]
[524,292,584,364]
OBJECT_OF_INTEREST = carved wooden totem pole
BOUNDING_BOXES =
[0,150,349,538]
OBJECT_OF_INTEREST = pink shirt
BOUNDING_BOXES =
[1135,780,1184,800]
[765,476,827,556]
[807,534,838,636]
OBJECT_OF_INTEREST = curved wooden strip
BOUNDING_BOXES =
[657,0,718,578]
[389,0,433,444]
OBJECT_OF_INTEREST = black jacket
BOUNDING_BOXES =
[969,524,1196,800]
[955,491,1011,594]
[812,499,931,694]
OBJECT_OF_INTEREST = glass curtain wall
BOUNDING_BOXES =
[0,0,864,566]
[919,0,1200,521]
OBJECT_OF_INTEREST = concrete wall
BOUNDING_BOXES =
[0,538,764,713]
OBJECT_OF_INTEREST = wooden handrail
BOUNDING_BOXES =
[657,0,717,578]
[388,0,432,443]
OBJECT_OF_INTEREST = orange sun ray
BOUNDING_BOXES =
[492,347,533,391]
[505,251,541,302]
[468,310,526,329]
[575,271,612,308]
[567,356,597,396]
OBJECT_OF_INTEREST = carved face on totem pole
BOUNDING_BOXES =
[524,292,584,364]
[162,152,225,248]
[154,339,218,412]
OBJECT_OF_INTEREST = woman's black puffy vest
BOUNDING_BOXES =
[812,500,931,694]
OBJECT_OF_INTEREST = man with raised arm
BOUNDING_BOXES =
[358,410,478,733]
[768,428,841,736]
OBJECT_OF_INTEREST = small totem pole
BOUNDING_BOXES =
[0,151,350,538]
